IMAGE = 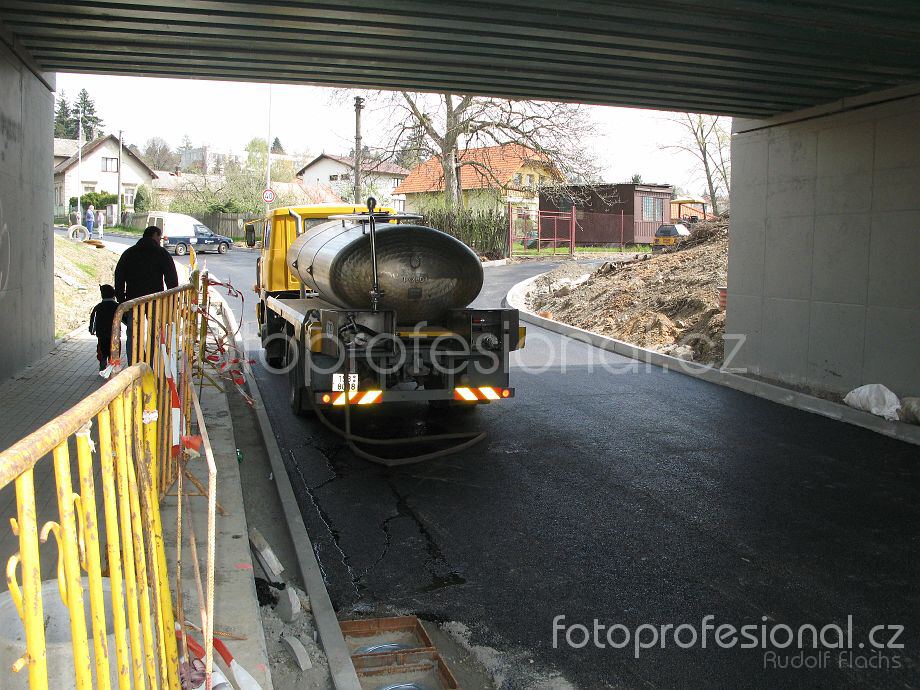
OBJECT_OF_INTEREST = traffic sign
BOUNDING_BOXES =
[262,188,275,203]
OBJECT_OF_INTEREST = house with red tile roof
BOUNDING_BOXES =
[393,143,562,213]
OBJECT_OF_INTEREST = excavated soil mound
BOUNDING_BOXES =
[526,220,729,363]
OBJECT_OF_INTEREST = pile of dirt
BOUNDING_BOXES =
[527,220,729,363]
[54,235,119,338]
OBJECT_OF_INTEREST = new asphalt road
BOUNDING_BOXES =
[105,233,920,688]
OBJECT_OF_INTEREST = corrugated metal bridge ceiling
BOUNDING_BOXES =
[2,1,920,117]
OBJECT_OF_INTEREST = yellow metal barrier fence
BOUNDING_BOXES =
[0,364,180,689]
[108,271,207,499]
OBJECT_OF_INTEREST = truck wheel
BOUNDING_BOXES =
[265,349,284,369]
[287,341,311,416]
[262,309,285,368]
[175,243,188,256]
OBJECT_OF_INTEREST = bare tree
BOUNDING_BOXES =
[355,91,600,208]
[141,137,180,171]
[711,120,731,199]
[661,114,731,215]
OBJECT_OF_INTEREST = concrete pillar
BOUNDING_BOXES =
[727,85,920,397]
[0,37,54,381]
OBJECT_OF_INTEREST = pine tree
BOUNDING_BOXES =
[271,137,285,154]
[53,92,75,138]
[73,89,104,140]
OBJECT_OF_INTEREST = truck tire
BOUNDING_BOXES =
[287,341,312,416]
[67,224,89,241]
[261,307,285,368]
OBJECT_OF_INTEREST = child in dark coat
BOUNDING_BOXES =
[89,284,119,370]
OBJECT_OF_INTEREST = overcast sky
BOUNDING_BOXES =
[56,73,714,196]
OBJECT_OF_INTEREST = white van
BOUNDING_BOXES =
[145,212,233,256]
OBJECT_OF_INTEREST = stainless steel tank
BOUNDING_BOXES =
[286,219,484,324]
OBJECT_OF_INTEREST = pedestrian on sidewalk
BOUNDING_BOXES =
[114,225,179,362]
[89,284,119,371]
[85,204,95,236]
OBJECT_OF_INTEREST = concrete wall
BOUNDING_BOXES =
[727,87,920,397]
[0,39,54,380]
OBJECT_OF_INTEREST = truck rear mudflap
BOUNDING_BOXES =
[314,386,515,407]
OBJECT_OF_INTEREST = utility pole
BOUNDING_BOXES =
[117,129,123,224]
[354,96,364,205]
[76,108,83,222]
[265,84,272,216]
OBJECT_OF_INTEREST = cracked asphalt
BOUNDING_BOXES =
[191,249,920,689]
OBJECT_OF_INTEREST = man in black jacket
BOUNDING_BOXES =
[114,226,179,361]
[114,226,178,302]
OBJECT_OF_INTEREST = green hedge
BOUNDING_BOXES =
[419,208,508,259]
[69,191,117,210]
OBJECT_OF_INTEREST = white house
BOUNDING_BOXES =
[295,153,409,207]
[53,135,158,216]
[52,137,79,168]
[151,169,342,208]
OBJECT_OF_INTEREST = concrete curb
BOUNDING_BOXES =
[506,274,920,447]
[481,258,508,267]
[55,324,91,347]
[211,291,362,690]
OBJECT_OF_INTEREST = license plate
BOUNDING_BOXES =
[332,373,359,391]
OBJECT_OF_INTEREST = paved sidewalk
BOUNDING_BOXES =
[0,332,104,578]
[0,333,102,452]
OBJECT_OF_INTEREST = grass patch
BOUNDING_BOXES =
[74,261,96,276]
[54,235,119,338]
[105,225,142,236]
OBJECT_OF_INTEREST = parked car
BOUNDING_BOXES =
[146,212,233,256]
[652,223,690,251]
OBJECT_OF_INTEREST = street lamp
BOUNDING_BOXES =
[76,108,83,223]
[354,96,364,204]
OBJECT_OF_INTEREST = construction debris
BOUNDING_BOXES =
[249,527,284,580]
[254,577,280,607]
[276,586,302,623]
[260,583,331,689]
[900,397,920,425]
[281,635,313,671]
[527,219,728,363]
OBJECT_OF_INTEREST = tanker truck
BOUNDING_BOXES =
[247,201,525,414]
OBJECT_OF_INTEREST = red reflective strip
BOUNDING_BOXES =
[454,387,479,401]
[333,390,378,405]
[478,386,500,400]
[358,390,382,404]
